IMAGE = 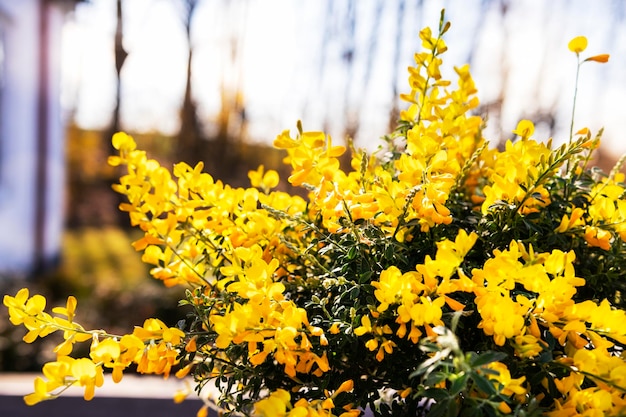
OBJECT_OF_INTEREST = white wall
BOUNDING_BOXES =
[0,0,69,275]
[43,3,69,274]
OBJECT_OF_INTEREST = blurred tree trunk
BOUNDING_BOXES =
[388,0,407,132]
[107,0,130,228]
[176,0,204,165]
[67,0,128,229]
[106,0,127,150]
[201,0,249,185]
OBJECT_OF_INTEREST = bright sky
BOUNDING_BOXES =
[61,0,626,155]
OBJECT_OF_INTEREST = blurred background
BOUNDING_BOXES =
[1,0,626,372]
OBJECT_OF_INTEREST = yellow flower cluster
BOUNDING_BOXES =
[3,288,184,403]
[5,10,626,417]
[212,247,329,377]
[254,380,359,417]
[274,26,483,239]
[480,126,553,215]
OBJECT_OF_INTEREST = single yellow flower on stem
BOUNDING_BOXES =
[568,35,609,141]
[568,36,588,54]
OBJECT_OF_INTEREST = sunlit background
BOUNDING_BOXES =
[63,0,626,151]
[2,0,626,379]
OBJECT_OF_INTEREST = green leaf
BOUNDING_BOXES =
[472,372,498,396]
[421,387,451,402]
[347,245,358,260]
[426,402,448,417]
[469,351,507,368]
[424,371,448,386]
[349,286,360,300]
[450,372,469,396]
[384,244,395,261]
[460,402,483,417]
[359,270,373,283]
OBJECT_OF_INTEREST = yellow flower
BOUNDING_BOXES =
[409,296,446,327]
[512,120,534,139]
[111,131,137,152]
[476,292,527,346]
[3,289,46,327]
[512,334,544,358]
[372,266,420,313]
[485,362,527,397]
[333,379,354,397]
[111,334,145,382]
[71,358,105,401]
[249,165,280,192]
[51,295,78,322]
[546,387,614,417]
[273,129,300,149]
[27,357,105,403]
[254,389,291,417]
[353,315,373,336]
[132,318,184,344]
[498,401,512,414]
[568,36,588,54]
[329,322,341,334]
[555,207,585,233]
[90,338,121,365]
[584,226,612,250]
[24,377,53,405]
[196,405,209,417]
[136,340,180,378]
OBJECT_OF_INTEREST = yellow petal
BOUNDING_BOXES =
[584,54,610,63]
[568,36,587,53]
[197,406,208,417]
[273,130,300,149]
[334,379,354,396]
[262,170,280,189]
[512,120,534,138]
[24,377,50,405]
[111,132,136,151]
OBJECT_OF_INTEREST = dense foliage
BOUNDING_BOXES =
[4,11,625,417]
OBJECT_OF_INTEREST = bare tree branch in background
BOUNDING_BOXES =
[106,0,130,227]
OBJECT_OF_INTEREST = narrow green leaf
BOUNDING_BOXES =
[424,371,448,386]
[472,372,498,396]
[450,372,469,396]
[469,351,507,368]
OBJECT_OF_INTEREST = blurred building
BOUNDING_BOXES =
[0,0,82,276]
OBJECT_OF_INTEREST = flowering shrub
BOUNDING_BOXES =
[4,11,626,417]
